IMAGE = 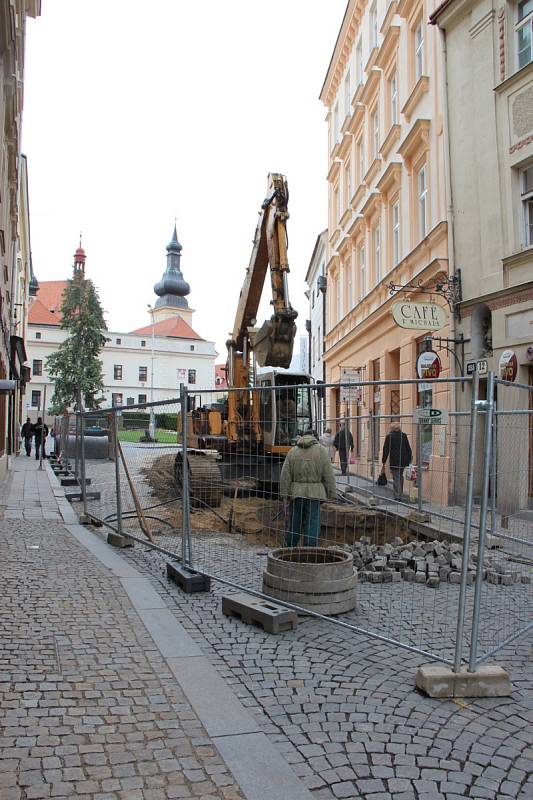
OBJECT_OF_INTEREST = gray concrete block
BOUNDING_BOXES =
[222,592,298,634]
[415,664,512,698]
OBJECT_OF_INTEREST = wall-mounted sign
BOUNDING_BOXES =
[340,367,362,403]
[466,359,488,376]
[499,349,518,382]
[392,301,446,331]
[416,351,441,381]
[413,407,449,425]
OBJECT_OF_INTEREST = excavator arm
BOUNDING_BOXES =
[227,173,297,377]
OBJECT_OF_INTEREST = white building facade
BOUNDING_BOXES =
[26,232,217,416]
[305,229,328,386]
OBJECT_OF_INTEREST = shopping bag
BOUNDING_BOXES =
[405,464,417,482]
[349,454,356,464]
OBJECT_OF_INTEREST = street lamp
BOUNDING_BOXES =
[147,304,156,441]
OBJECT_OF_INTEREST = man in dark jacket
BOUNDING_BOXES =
[33,417,49,461]
[21,418,33,456]
[381,422,412,501]
[280,430,337,547]
[333,425,354,476]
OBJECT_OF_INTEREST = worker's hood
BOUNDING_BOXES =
[296,434,318,449]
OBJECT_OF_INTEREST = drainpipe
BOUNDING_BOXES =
[437,24,460,501]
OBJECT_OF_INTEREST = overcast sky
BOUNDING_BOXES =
[22,0,346,359]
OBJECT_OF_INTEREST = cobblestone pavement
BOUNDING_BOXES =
[120,542,533,800]
[0,515,244,800]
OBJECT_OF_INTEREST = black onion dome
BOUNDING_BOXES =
[153,224,190,309]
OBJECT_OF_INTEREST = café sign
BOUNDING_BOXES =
[499,349,518,382]
[392,301,446,331]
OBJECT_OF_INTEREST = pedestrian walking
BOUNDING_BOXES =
[333,424,354,476]
[20,417,33,456]
[280,428,337,548]
[381,421,412,501]
[33,417,49,461]
[319,428,335,462]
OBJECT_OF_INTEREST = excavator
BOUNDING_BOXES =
[175,173,314,506]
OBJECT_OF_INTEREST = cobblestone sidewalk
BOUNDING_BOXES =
[0,462,246,800]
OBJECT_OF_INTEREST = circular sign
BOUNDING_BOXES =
[499,349,518,382]
[416,351,441,380]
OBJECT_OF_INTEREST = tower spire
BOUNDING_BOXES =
[73,236,86,278]
[153,223,190,310]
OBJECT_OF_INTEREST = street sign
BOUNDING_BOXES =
[499,349,518,382]
[340,367,362,403]
[416,351,441,380]
[413,407,449,425]
[466,359,488,376]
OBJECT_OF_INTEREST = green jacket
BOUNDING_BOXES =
[280,435,337,501]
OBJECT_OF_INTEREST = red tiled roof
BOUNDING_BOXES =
[28,280,68,325]
[215,364,228,387]
[132,315,203,340]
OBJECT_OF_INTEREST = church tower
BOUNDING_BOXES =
[73,237,86,279]
[152,225,194,327]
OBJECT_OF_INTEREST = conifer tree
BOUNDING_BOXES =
[46,273,107,413]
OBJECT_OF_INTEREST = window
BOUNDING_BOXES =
[517,0,533,68]
[358,137,366,181]
[344,161,352,207]
[334,185,341,223]
[138,394,147,405]
[116,338,121,345]
[418,165,427,239]
[374,223,381,283]
[141,340,146,347]
[392,201,400,266]
[390,72,398,125]
[190,344,195,351]
[139,366,148,382]
[372,108,379,158]
[32,359,42,377]
[359,245,366,299]
[370,1,378,48]
[333,102,340,144]
[114,364,123,380]
[126,397,134,406]
[415,21,424,81]
[188,369,196,384]
[344,71,351,118]
[522,165,533,245]
[112,393,123,407]
[356,38,363,85]
[35,332,41,340]
[31,390,41,408]
[336,274,342,322]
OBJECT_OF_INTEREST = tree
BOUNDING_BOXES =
[46,275,107,413]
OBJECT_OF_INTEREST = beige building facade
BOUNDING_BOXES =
[0,0,40,476]
[432,0,533,509]
[320,0,453,502]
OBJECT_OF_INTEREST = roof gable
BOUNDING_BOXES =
[131,315,204,340]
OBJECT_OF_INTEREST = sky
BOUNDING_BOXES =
[22,0,347,360]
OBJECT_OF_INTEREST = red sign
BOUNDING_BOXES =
[499,349,518,382]
[416,351,441,380]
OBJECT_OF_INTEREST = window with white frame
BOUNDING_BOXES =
[517,0,533,69]
[348,253,354,306]
[336,272,342,321]
[356,38,363,85]
[358,137,366,181]
[333,102,340,144]
[359,245,366,299]
[418,165,428,239]
[344,71,351,118]
[370,1,378,48]
[371,108,379,158]
[335,184,341,223]
[374,223,381,283]
[392,201,400,266]
[522,165,533,245]
[390,71,398,125]
[415,21,424,81]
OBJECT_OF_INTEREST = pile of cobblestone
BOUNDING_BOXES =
[352,536,530,589]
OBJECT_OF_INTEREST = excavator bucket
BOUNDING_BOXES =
[253,312,297,369]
